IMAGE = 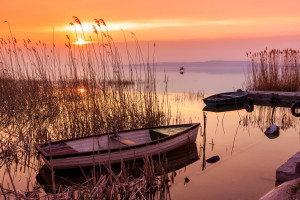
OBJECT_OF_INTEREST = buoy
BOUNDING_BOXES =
[291,102,300,117]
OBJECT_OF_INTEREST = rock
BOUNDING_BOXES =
[264,124,279,139]
[296,162,300,174]
[261,178,300,200]
[265,124,279,134]
[276,151,300,182]
[206,155,220,163]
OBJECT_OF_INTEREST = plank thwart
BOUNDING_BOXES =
[110,135,138,146]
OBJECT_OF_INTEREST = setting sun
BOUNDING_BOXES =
[3,0,300,199]
[77,87,86,93]
[2,1,300,61]
[73,38,91,45]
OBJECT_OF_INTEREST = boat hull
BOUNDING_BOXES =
[39,124,200,170]
[203,91,248,106]
[37,142,199,192]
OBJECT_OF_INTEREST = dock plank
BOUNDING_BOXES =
[248,91,300,103]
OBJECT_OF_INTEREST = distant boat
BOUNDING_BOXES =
[203,90,248,106]
[36,123,200,170]
[180,67,185,74]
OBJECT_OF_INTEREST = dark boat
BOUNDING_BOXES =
[203,103,245,112]
[180,67,185,74]
[203,90,248,106]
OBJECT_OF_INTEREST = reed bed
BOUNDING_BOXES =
[0,17,174,199]
[246,49,300,91]
[0,17,170,151]
[2,155,173,199]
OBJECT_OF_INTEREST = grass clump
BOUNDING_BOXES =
[3,156,173,199]
[246,48,300,91]
[0,17,173,198]
[0,17,170,143]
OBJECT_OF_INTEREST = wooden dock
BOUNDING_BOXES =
[248,91,300,104]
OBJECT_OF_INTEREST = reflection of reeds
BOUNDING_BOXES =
[32,142,198,199]
[173,90,204,103]
[0,18,172,197]
[242,105,299,131]
[246,49,300,91]
[3,155,173,199]
[1,142,199,199]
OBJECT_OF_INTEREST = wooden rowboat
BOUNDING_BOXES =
[36,142,199,192]
[203,90,248,106]
[36,123,200,170]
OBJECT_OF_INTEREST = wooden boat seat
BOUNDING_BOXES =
[150,129,169,140]
[42,142,78,156]
[110,135,138,146]
[220,94,236,98]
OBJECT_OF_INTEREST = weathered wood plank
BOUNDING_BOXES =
[48,127,198,169]
[42,142,77,155]
[248,90,300,103]
[111,135,138,146]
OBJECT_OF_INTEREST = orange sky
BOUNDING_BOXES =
[2,0,300,61]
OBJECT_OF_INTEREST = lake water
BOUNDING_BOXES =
[155,61,247,94]
[1,61,300,199]
[156,61,300,199]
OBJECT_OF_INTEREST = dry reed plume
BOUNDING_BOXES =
[0,17,170,142]
[3,155,173,199]
[0,17,173,199]
[246,48,300,91]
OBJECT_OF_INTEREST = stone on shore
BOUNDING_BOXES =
[276,151,300,182]
[261,178,300,200]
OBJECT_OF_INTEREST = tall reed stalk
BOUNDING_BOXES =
[246,48,300,91]
[0,17,172,198]
[0,17,170,146]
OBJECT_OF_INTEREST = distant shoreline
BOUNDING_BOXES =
[155,60,248,67]
[126,61,248,74]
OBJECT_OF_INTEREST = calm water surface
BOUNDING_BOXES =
[2,61,300,199]
[157,62,300,199]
